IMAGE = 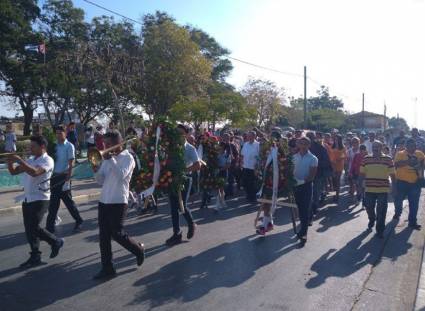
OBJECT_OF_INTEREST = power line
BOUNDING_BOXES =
[226,56,303,78]
[82,0,143,26]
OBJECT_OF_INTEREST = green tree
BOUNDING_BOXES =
[241,78,286,129]
[309,86,344,111]
[140,12,212,117]
[389,117,409,132]
[0,0,41,134]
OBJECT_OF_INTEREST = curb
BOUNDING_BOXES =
[0,192,100,215]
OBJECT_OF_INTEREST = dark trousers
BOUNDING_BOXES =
[169,182,194,235]
[364,192,388,234]
[394,180,421,226]
[22,200,59,256]
[46,173,83,233]
[242,168,257,201]
[225,167,236,196]
[294,182,313,237]
[98,203,142,268]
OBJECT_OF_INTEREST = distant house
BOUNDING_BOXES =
[348,111,389,132]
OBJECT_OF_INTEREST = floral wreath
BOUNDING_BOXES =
[133,118,186,195]
[258,138,296,199]
[199,136,225,190]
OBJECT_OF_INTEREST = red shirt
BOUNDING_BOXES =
[350,153,364,176]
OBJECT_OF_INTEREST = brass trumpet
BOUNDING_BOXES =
[0,152,27,157]
[87,137,138,168]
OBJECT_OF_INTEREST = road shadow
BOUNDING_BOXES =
[0,252,136,311]
[306,220,413,289]
[129,228,299,308]
[315,202,363,233]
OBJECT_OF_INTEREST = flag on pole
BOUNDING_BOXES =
[24,43,46,54]
[38,43,46,54]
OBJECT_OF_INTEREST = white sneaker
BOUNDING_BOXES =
[55,216,62,226]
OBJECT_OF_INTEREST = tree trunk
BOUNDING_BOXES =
[23,107,34,136]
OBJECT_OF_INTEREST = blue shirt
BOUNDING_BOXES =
[54,139,75,173]
[5,132,16,152]
[184,142,199,167]
[293,150,318,185]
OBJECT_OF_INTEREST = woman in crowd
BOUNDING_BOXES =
[330,134,346,202]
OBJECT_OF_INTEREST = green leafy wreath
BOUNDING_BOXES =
[133,118,185,195]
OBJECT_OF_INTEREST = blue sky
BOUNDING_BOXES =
[2,0,425,128]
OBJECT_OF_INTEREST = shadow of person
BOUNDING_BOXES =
[129,228,299,308]
[315,202,363,233]
[0,252,136,311]
[305,229,377,289]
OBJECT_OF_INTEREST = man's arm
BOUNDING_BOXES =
[7,155,45,177]
[305,166,318,183]
[187,160,201,172]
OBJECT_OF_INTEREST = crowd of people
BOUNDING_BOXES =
[4,121,425,280]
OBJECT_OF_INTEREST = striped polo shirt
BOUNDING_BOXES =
[360,155,395,193]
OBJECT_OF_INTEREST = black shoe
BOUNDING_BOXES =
[73,220,83,233]
[367,221,375,230]
[409,224,422,230]
[50,238,64,258]
[166,233,182,246]
[19,255,42,269]
[392,215,400,221]
[92,267,116,280]
[187,224,197,240]
[136,243,145,267]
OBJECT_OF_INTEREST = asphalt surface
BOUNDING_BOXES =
[0,187,424,311]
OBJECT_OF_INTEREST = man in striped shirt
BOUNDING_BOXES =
[360,140,396,238]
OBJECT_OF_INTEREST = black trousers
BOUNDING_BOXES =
[169,179,194,235]
[364,192,388,234]
[225,166,236,196]
[294,182,313,238]
[242,168,257,201]
[22,200,59,256]
[46,173,83,233]
[98,203,143,268]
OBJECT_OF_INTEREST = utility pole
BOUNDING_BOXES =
[303,66,307,128]
[383,102,387,131]
[362,93,365,131]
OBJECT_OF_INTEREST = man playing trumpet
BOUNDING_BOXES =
[92,130,145,279]
[7,136,64,268]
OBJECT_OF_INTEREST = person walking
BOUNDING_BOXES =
[240,131,260,203]
[293,137,318,247]
[393,138,424,229]
[6,136,64,268]
[360,141,396,238]
[165,124,201,246]
[92,130,145,279]
[4,123,17,153]
[45,125,83,233]
[329,134,346,203]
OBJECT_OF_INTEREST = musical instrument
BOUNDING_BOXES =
[0,152,27,157]
[87,137,137,169]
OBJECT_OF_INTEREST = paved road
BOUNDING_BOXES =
[0,188,423,311]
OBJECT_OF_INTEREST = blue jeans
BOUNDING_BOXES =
[364,192,388,234]
[394,180,421,226]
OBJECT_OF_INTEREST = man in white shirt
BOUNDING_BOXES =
[7,136,64,268]
[240,131,260,202]
[293,137,318,247]
[364,132,376,155]
[92,130,145,279]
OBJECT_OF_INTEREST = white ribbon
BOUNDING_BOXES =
[140,126,162,199]
[256,146,279,214]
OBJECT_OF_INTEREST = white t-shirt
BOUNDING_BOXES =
[95,149,135,204]
[22,153,54,202]
[241,141,260,170]
[364,140,374,155]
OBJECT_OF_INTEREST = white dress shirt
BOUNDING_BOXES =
[22,153,54,202]
[241,141,260,170]
[95,149,135,204]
